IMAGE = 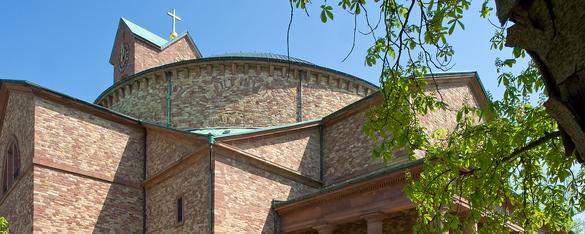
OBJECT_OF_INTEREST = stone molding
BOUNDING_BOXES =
[276,169,421,216]
[360,211,388,222]
[32,158,140,189]
[312,223,337,233]
[216,120,320,142]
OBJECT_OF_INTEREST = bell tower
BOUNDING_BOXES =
[109,13,202,84]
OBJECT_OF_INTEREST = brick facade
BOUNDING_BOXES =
[145,130,205,178]
[34,97,144,183]
[111,18,201,84]
[0,17,505,234]
[145,158,209,233]
[225,127,321,180]
[134,36,199,75]
[322,99,405,185]
[214,152,316,234]
[98,60,378,129]
[33,166,143,233]
[0,170,32,233]
[0,90,35,233]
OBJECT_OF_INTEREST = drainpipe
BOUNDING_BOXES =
[319,125,323,183]
[299,70,303,122]
[143,127,147,234]
[271,199,278,233]
[167,71,172,127]
[208,134,215,234]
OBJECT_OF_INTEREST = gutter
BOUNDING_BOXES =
[319,125,323,183]
[208,134,215,234]
[167,72,171,127]
[142,127,147,234]
[299,70,303,122]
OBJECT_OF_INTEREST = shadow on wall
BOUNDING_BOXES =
[33,99,145,233]
[258,130,321,233]
[92,133,144,233]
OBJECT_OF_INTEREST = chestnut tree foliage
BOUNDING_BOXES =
[291,0,583,233]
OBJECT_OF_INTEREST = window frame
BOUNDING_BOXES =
[1,138,20,198]
[175,193,185,226]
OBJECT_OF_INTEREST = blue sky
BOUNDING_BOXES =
[0,1,527,103]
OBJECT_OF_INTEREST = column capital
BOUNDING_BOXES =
[312,223,337,233]
[360,211,388,222]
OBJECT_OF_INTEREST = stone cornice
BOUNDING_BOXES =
[32,158,141,189]
[274,161,423,215]
[94,58,379,108]
[215,120,320,142]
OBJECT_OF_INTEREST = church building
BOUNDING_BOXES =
[0,12,559,234]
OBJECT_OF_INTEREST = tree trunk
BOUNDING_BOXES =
[495,0,585,161]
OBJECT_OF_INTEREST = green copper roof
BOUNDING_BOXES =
[121,17,168,47]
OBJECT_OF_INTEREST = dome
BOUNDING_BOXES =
[205,52,314,65]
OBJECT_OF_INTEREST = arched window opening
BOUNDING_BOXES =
[2,140,20,197]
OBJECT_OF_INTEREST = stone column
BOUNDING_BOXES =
[313,223,337,234]
[361,212,388,234]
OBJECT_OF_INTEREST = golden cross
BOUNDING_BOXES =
[167,9,181,39]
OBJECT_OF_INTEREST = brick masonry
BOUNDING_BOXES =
[29,95,144,233]
[134,36,199,75]
[33,166,143,233]
[145,157,208,234]
[145,130,206,178]
[322,104,404,185]
[111,20,200,84]
[0,170,33,233]
[99,60,377,129]
[0,91,36,233]
[224,127,320,181]
[214,152,316,234]
[323,83,481,185]
[34,97,144,184]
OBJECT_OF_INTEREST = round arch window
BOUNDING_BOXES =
[2,139,20,196]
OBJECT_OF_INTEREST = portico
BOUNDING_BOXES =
[274,161,423,234]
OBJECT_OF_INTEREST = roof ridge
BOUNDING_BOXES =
[121,17,168,47]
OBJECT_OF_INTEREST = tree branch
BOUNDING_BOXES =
[508,131,560,159]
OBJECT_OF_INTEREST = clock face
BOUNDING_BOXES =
[118,42,129,73]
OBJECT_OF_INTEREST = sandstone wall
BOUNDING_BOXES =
[145,130,206,178]
[99,60,377,129]
[135,36,200,74]
[224,127,320,181]
[145,158,209,233]
[322,104,403,186]
[420,84,481,135]
[0,169,32,233]
[34,97,144,184]
[0,91,36,233]
[214,152,316,234]
[32,97,144,232]
[32,166,143,233]
[323,82,481,185]
[111,22,136,84]
[0,91,35,183]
